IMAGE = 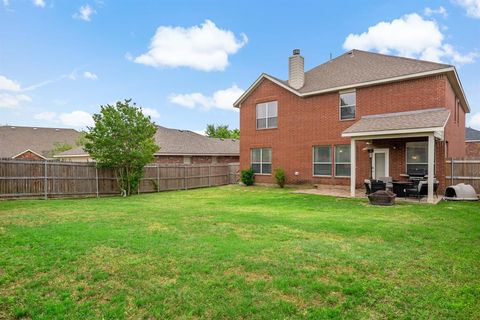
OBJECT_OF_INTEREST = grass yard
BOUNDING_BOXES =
[0,186,479,319]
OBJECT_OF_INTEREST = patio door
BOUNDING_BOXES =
[372,148,389,179]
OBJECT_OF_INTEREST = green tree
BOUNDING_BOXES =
[205,124,240,139]
[51,142,73,156]
[84,99,159,196]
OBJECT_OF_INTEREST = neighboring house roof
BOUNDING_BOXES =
[234,50,469,112]
[0,125,81,159]
[55,125,239,158]
[466,127,480,141]
[342,108,451,137]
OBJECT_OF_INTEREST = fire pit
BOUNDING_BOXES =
[368,190,396,206]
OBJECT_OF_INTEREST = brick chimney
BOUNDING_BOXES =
[288,49,304,89]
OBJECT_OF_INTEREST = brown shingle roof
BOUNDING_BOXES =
[278,50,452,94]
[0,125,81,158]
[56,125,239,157]
[342,108,450,135]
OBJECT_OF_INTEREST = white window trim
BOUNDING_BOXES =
[251,148,272,175]
[256,101,278,130]
[312,146,332,177]
[339,90,356,121]
[334,144,351,177]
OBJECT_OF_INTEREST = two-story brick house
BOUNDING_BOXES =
[234,49,470,203]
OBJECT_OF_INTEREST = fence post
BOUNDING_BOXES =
[184,166,187,190]
[44,160,48,200]
[157,164,160,192]
[95,166,99,198]
[208,165,211,187]
[451,157,454,186]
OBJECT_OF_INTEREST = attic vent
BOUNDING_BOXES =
[33,128,37,130]
[55,129,60,131]
[10,126,15,129]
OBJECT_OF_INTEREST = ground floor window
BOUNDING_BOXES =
[334,144,351,177]
[406,141,429,175]
[251,148,272,174]
[313,146,332,176]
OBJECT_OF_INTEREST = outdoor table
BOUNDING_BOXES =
[392,181,414,197]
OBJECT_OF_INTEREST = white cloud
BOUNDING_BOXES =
[343,13,477,64]
[73,5,96,22]
[58,111,94,127]
[83,71,98,80]
[34,111,57,121]
[141,107,160,118]
[0,75,21,91]
[467,112,480,129]
[0,93,31,109]
[455,0,480,18]
[134,20,248,71]
[169,85,243,111]
[32,0,45,8]
[33,110,93,128]
[3,0,10,7]
[424,6,447,17]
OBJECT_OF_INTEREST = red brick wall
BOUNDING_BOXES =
[13,150,44,161]
[240,75,459,188]
[154,155,184,164]
[216,156,240,164]
[192,156,212,164]
[444,80,466,157]
[154,155,239,164]
[466,142,480,157]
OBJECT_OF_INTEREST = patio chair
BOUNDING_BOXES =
[364,179,371,195]
[405,180,439,201]
[370,180,387,193]
[378,176,393,189]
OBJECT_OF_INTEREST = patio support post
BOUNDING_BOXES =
[350,138,356,197]
[427,134,435,203]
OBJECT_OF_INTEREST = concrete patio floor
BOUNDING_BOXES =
[292,184,443,204]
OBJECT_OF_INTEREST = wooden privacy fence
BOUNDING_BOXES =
[0,158,240,199]
[446,158,480,192]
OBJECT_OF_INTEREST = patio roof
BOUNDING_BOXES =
[342,108,450,139]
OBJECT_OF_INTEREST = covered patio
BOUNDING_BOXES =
[342,108,451,203]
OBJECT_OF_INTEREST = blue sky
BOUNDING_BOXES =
[1,0,480,133]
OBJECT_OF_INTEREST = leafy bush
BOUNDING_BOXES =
[274,168,286,188]
[241,169,255,186]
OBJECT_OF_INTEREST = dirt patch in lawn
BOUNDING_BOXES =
[224,266,272,282]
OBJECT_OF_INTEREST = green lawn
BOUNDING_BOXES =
[0,186,479,319]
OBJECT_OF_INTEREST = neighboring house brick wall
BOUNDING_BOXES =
[240,75,462,189]
[154,155,184,164]
[216,156,240,164]
[154,155,239,164]
[466,142,480,157]
[13,150,44,161]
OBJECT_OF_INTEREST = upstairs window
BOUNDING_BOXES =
[339,91,356,120]
[256,101,278,129]
[251,148,272,174]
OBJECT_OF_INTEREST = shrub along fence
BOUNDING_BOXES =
[0,158,239,199]
[446,158,480,192]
